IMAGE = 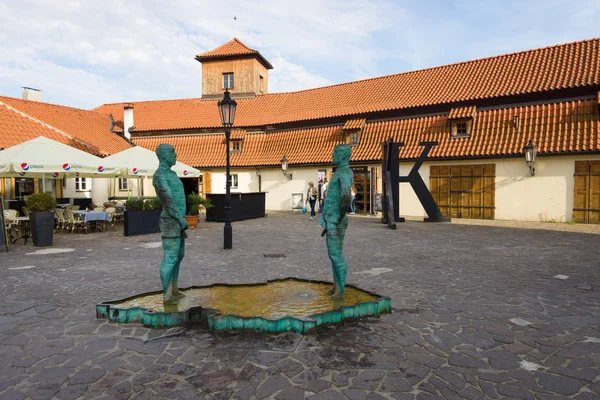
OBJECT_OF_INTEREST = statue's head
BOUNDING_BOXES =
[332,144,352,167]
[156,144,176,167]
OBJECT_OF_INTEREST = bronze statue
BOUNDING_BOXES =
[320,144,353,299]
[153,144,188,304]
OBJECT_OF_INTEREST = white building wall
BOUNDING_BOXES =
[260,167,320,211]
[63,178,109,205]
[398,155,600,222]
[209,169,257,194]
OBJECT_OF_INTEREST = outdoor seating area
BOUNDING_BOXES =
[3,199,126,244]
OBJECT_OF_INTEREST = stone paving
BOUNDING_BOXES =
[0,213,599,399]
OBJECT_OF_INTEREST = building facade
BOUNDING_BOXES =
[2,38,599,224]
[94,38,600,223]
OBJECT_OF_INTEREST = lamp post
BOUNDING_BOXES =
[280,155,292,180]
[523,138,538,176]
[218,89,237,249]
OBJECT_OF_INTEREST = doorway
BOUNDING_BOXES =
[352,168,371,213]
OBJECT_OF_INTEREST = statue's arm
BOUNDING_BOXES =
[154,177,188,230]
[337,172,353,223]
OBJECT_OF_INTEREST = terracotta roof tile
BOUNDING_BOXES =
[195,38,273,69]
[448,105,476,119]
[0,102,103,155]
[96,38,600,131]
[0,96,130,155]
[230,129,246,139]
[133,99,598,167]
[343,119,366,130]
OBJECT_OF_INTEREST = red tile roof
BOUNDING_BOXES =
[96,38,600,131]
[0,97,130,156]
[195,38,273,69]
[448,106,476,120]
[133,99,599,167]
[343,119,366,130]
[0,102,103,155]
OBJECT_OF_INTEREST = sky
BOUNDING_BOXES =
[1,0,599,109]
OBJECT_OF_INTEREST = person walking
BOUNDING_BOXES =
[306,181,318,221]
[350,184,357,214]
[319,178,328,213]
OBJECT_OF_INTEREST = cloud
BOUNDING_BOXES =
[0,0,598,109]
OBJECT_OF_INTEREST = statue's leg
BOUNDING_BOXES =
[172,235,186,298]
[160,237,180,304]
[327,220,348,299]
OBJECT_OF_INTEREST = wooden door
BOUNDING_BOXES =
[573,161,600,223]
[430,164,495,219]
[353,171,370,213]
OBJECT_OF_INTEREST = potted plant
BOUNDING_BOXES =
[185,193,213,229]
[25,193,57,247]
[123,197,162,236]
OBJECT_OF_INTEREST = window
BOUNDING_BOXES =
[228,174,238,189]
[231,140,241,153]
[349,131,359,146]
[259,75,264,92]
[223,73,234,89]
[451,120,472,138]
[118,178,128,191]
[75,178,91,191]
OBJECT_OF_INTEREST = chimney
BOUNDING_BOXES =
[22,87,42,102]
[123,103,134,140]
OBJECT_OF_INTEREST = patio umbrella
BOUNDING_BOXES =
[101,146,200,178]
[0,136,121,179]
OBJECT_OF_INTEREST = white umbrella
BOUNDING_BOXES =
[0,136,121,179]
[101,146,200,178]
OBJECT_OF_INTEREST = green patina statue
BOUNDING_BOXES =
[320,144,354,299]
[153,144,189,304]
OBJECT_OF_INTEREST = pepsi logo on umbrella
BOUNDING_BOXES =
[63,163,71,171]
[98,166,105,172]
[21,162,30,171]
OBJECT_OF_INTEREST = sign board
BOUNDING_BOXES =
[0,197,8,252]
[291,192,304,211]
[374,193,383,212]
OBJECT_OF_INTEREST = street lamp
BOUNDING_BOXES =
[280,155,292,180]
[523,138,538,176]
[218,89,237,249]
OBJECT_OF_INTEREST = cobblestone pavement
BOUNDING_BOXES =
[1,213,599,399]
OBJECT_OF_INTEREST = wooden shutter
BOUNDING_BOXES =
[589,162,600,223]
[204,171,212,194]
[430,164,495,220]
[483,164,495,220]
[573,161,589,223]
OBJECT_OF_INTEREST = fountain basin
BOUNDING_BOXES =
[96,278,391,333]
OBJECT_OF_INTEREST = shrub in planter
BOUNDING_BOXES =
[185,193,213,228]
[124,198,161,236]
[26,193,57,247]
[125,198,144,211]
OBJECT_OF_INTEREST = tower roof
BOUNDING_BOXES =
[195,38,273,69]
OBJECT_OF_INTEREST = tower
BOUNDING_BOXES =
[196,38,273,100]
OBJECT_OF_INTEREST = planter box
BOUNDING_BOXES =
[124,210,161,236]
[30,211,54,247]
[206,192,265,222]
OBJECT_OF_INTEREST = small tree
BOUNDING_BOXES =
[25,193,57,212]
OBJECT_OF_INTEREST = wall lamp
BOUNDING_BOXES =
[280,155,292,180]
[523,138,538,176]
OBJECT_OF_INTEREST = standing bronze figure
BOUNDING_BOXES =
[153,144,189,304]
[320,144,353,299]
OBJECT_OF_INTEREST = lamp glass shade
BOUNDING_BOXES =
[524,139,538,167]
[218,90,237,126]
[281,155,289,174]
